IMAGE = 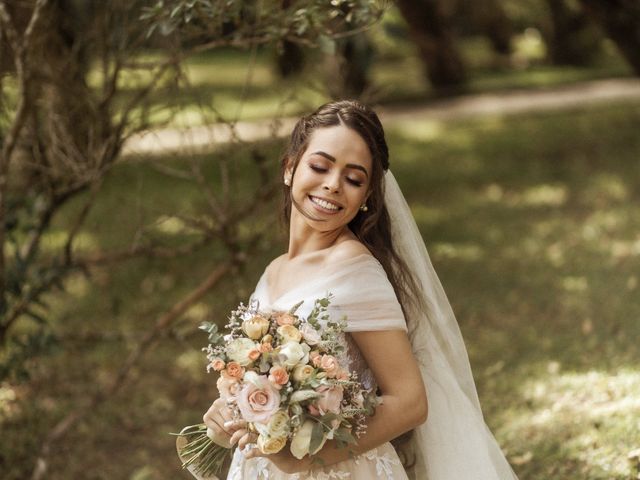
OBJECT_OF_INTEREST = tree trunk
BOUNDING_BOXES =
[579,0,640,75]
[545,0,602,66]
[395,0,467,93]
[478,0,513,56]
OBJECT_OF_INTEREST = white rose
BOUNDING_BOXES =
[290,420,326,460]
[299,323,321,345]
[278,341,310,369]
[227,337,258,366]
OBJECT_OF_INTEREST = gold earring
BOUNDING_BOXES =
[359,204,368,212]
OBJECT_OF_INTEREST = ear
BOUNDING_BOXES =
[283,157,294,183]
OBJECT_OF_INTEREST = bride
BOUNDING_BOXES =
[202,100,519,479]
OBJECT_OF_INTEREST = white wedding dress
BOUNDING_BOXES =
[226,253,411,480]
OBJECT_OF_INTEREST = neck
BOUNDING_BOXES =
[287,209,348,259]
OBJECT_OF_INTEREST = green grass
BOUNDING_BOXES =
[1,100,640,479]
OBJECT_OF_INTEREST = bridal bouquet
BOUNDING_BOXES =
[175,295,379,478]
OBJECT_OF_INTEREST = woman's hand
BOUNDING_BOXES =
[202,398,236,448]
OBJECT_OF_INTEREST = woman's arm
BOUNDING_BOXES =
[244,328,428,473]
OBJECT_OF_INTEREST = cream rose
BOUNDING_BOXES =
[299,323,321,345]
[255,409,291,439]
[290,420,327,460]
[292,364,314,382]
[236,375,281,423]
[277,325,302,343]
[242,314,270,340]
[257,433,287,454]
[278,341,310,369]
[227,337,259,366]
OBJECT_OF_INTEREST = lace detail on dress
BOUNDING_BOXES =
[354,447,402,478]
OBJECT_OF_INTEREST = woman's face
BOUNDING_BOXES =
[286,125,373,233]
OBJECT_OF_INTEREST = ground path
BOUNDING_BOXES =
[122,78,640,157]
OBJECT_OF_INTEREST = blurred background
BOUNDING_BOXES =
[1,1,639,479]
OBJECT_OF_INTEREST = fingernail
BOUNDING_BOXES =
[223,421,232,427]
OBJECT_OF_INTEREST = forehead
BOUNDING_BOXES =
[305,125,372,168]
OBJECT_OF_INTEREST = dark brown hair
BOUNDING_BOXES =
[280,100,420,316]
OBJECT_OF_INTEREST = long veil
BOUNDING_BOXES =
[384,171,518,480]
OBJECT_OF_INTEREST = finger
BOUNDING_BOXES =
[242,443,263,459]
[206,426,232,449]
[238,432,257,450]
[229,428,248,446]
[224,419,248,432]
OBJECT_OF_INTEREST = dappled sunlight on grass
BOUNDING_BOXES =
[498,368,640,478]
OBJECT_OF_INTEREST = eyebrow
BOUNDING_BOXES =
[310,151,369,177]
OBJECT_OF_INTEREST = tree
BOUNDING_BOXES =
[545,0,602,66]
[579,0,640,75]
[0,0,387,478]
[395,0,467,93]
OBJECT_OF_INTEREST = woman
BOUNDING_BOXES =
[203,100,518,479]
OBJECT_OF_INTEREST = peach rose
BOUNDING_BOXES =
[209,358,225,371]
[259,342,273,353]
[320,355,340,378]
[248,348,261,362]
[315,384,343,415]
[299,323,321,345]
[273,312,297,326]
[216,375,239,401]
[236,375,281,423]
[269,365,290,388]
[224,361,245,380]
[310,351,322,368]
[336,369,349,381]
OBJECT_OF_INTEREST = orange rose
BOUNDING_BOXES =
[224,361,244,380]
[268,365,290,388]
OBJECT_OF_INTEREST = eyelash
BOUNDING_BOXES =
[309,165,363,187]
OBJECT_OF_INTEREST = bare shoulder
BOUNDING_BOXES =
[329,239,372,263]
[266,253,286,275]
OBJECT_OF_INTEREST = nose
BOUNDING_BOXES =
[323,172,340,193]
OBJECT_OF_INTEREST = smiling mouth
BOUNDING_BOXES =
[309,195,343,212]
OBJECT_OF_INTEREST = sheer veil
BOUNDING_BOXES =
[384,171,518,480]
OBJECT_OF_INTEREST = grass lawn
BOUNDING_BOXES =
[1,100,639,479]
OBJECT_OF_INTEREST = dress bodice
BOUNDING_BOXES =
[249,253,408,391]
